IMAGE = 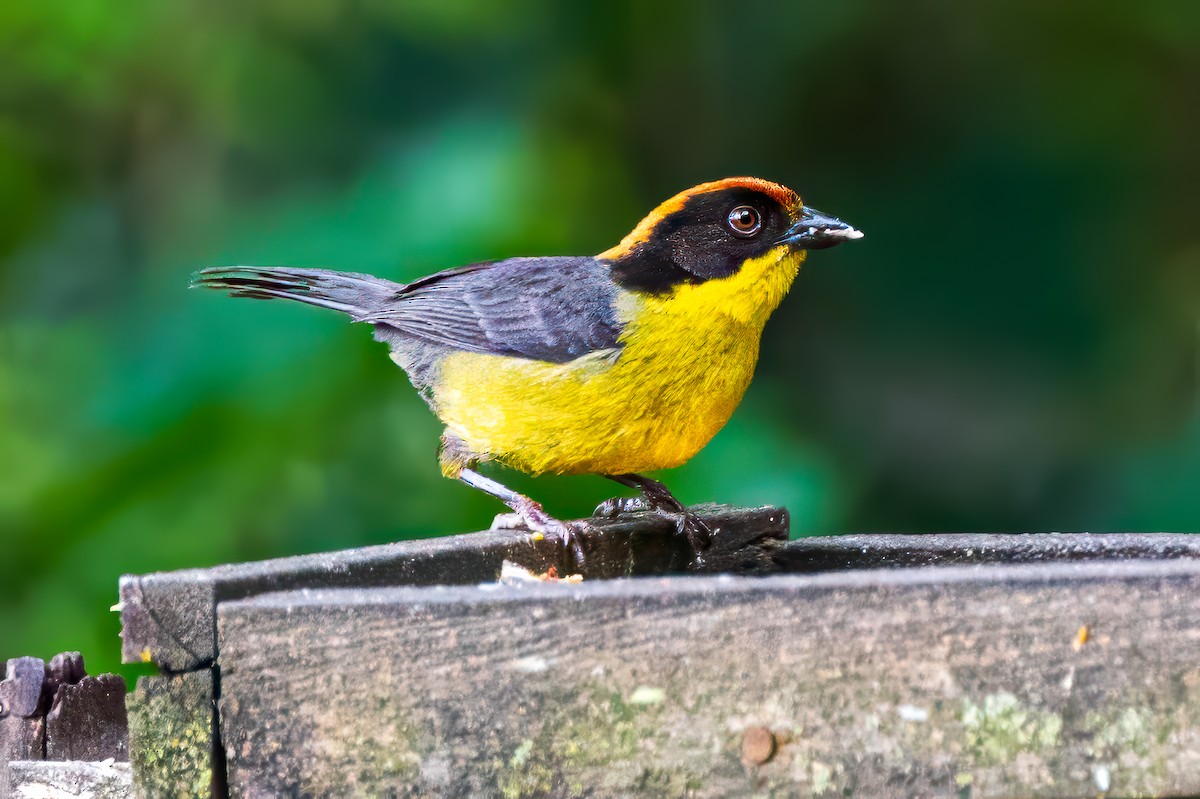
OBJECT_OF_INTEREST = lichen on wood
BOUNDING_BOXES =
[213,560,1200,797]
[126,671,215,799]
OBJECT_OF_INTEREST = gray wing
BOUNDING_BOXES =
[361,256,624,364]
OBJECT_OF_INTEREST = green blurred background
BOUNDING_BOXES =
[2,1,1198,678]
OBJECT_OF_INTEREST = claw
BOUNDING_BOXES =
[545,518,589,568]
[597,473,712,565]
[490,512,528,531]
[592,495,653,518]
[500,498,589,569]
[672,511,712,553]
[457,467,589,567]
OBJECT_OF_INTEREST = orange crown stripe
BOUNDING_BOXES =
[598,177,801,261]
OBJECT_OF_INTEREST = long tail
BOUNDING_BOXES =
[192,266,402,321]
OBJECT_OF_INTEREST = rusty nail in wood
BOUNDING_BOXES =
[741,725,776,766]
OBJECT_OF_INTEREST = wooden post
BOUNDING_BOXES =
[102,515,1200,797]
[215,560,1200,797]
[116,506,785,798]
[0,653,129,798]
[126,671,220,799]
[118,505,789,673]
[46,675,128,762]
[0,658,46,797]
[6,760,132,798]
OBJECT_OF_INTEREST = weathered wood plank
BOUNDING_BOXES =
[1,652,131,798]
[217,560,1200,798]
[777,531,1200,572]
[6,760,132,799]
[1,658,47,799]
[120,505,788,671]
[126,671,218,799]
[44,653,87,708]
[46,675,129,763]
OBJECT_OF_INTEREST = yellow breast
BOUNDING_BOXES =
[432,245,804,476]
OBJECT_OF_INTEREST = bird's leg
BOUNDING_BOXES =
[457,467,586,564]
[597,473,712,552]
[593,475,683,517]
[606,473,687,513]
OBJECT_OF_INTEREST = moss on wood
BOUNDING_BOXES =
[126,671,214,799]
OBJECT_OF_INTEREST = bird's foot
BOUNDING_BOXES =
[592,495,654,518]
[594,492,711,563]
[489,513,528,531]
[663,509,713,556]
[494,496,588,568]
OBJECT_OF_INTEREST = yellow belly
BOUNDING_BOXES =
[431,246,803,476]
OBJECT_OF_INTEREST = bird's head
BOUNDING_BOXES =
[599,177,862,295]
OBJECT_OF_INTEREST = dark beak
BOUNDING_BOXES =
[778,206,864,250]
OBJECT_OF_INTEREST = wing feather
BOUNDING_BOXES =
[362,256,623,363]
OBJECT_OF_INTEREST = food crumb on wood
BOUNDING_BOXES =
[499,560,583,585]
[1072,625,1090,652]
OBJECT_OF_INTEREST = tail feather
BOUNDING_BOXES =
[192,266,402,320]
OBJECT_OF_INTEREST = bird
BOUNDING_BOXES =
[194,177,862,559]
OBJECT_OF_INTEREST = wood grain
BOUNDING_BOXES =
[120,505,788,672]
[0,658,46,798]
[46,675,129,763]
[6,760,132,799]
[777,531,1200,572]
[216,560,1200,798]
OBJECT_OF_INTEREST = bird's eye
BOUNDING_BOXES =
[727,205,761,238]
